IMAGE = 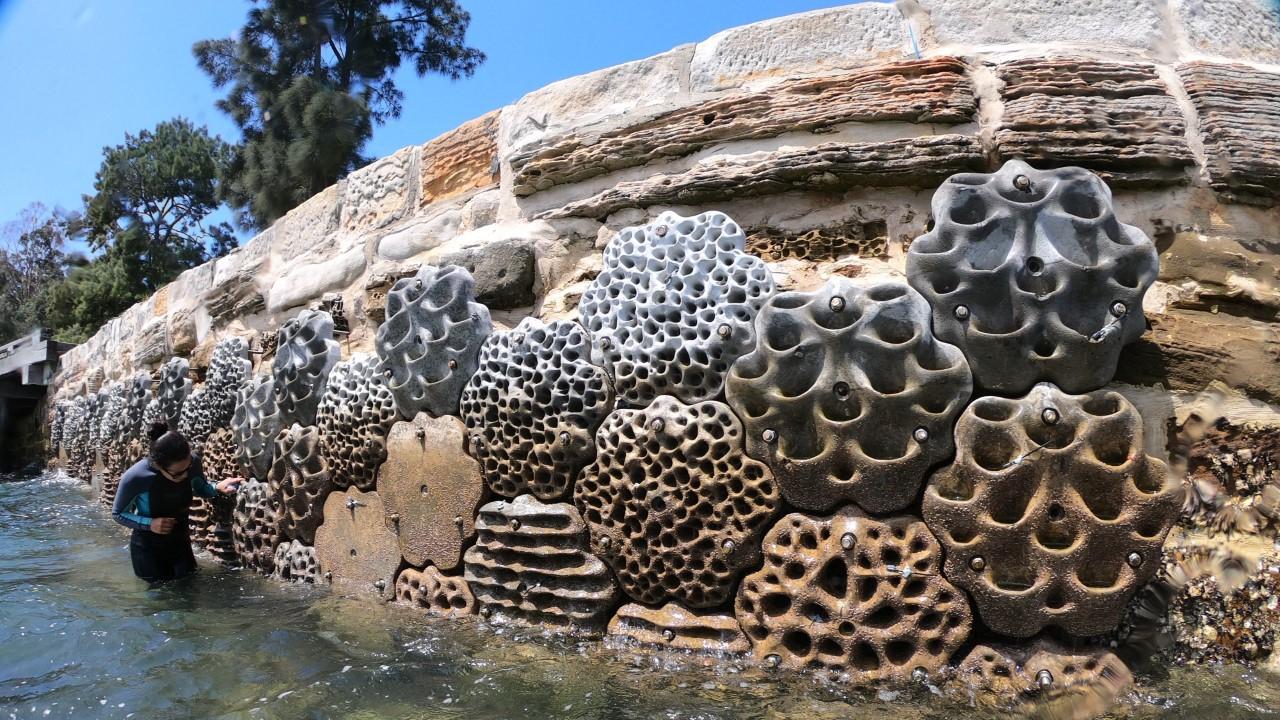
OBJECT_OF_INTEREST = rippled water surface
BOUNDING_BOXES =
[3,471,1280,719]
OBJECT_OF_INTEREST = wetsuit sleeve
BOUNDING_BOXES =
[189,455,219,499]
[112,469,154,531]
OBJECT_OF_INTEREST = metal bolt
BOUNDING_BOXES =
[913,427,929,443]
[1111,301,1128,317]
[447,358,458,370]
[969,556,986,572]
[600,337,612,349]
[829,296,846,312]
[650,417,665,432]
[764,654,781,668]
[559,431,570,444]
[793,346,805,359]
[840,533,855,550]
[324,571,333,581]
[954,305,970,321]
[374,579,386,591]
[1036,669,1054,688]
[416,428,426,440]
[1014,175,1032,192]
[762,428,778,444]
[419,484,430,496]
[390,513,400,524]
[722,539,736,552]
[480,606,492,618]
[384,368,393,378]
[600,536,611,548]
[454,515,465,527]
[662,629,676,642]
[911,667,928,683]
[833,381,850,398]
[513,333,525,345]
[655,225,668,237]
[345,497,360,510]
[717,324,732,339]
[510,518,521,531]
[1127,552,1143,568]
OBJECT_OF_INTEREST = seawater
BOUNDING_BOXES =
[2,471,1278,720]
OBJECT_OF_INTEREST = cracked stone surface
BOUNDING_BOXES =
[578,211,776,407]
[922,384,1182,637]
[906,160,1158,394]
[460,318,614,501]
[726,278,972,513]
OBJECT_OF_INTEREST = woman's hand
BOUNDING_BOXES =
[216,478,244,495]
[150,517,176,535]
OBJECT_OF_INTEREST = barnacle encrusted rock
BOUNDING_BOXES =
[906,160,1158,394]
[314,353,398,490]
[726,279,971,514]
[271,309,341,427]
[124,373,152,441]
[395,566,477,617]
[232,373,283,480]
[315,487,401,599]
[380,413,483,570]
[460,318,614,500]
[206,337,252,428]
[736,507,971,680]
[156,357,192,430]
[232,478,281,574]
[273,540,320,583]
[922,384,1181,638]
[268,424,334,545]
[607,603,751,656]
[463,494,619,632]
[576,396,781,608]
[375,264,492,419]
[951,642,1134,710]
[577,211,775,407]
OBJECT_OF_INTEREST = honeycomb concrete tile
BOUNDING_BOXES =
[463,495,619,633]
[156,357,192,431]
[380,413,483,571]
[576,396,781,608]
[951,642,1133,709]
[268,424,334,545]
[232,478,281,574]
[177,385,215,449]
[906,160,1158,394]
[314,353,398,491]
[375,264,492,419]
[194,429,239,565]
[315,487,402,599]
[124,373,152,442]
[206,337,252,429]
[578,211,776,407]
[460,318,614,501]
[726,278,971,514]
[273,540,320,584]
[395,566,477,617]
[922,384,1182,638]
[735,506,972,681]
[48,403,66,457]
[607,602,751,656]
[232,373,283,480]
[271,309,341,428]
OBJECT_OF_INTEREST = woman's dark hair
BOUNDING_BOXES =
[148,422,191,467]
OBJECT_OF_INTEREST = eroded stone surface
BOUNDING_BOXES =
[463,495,619,632]
[994,58,1193,187]
[272,309,341,427]
[907,160,1158,395]
[315,487,401,598]
[726,279,971,513]
[420,111,499,207]
[375,265,492,419]
[922,384,1181,638]
[268,424,333,545]
[578,211,775,407]
[607,603,751,656]
[736,507,972,680]
[395,566,477,617]
[545,135,986,220]
[461,318,613,501]
[232,373,283,480]
[1178,63,1280,206]
[380,413,483,570]
[156,357,192,431]
[927,0,1164,49]
[233,478,281,574]
[314,354,398,491]
[576,396,780,608]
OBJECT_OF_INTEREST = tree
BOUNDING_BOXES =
[194,0,484,227]
[0,204,77,344]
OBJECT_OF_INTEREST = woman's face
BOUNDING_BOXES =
[158,456,192,481]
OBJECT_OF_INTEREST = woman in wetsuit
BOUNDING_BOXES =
[111,423,242,583]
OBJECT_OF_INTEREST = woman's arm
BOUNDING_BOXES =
[188,454,241,497]
[112,468,154,531]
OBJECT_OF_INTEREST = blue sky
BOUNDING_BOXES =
[0,0,856,234]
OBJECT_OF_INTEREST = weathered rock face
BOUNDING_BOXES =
[379,413,483,571]
[1178,62,1280,206]
[922,385,1181,638]
[993,58,1193,187]
[907,160,1158,395]
[577,396,780,608]
[461,318,613,501]
[314,353,398,491]
[395,566,477,617]
[419,111,500,208]
[463,495,619,632]
[607,603,750,656]
[314,487,401,599]
[726,279,971,513]
[272,310,341,428]
[736,507,972,681]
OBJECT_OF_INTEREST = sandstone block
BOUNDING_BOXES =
[341,146,413,234]
[420,111,500,208]
[1178,0,1280,64]
[925,0,1164,49]
[1178,62,1280,206]
[375,206,463,261]
[267,246,366,314]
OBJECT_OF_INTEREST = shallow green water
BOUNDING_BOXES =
[2,472,1279,720]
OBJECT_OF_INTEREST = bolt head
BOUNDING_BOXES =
[510,518,521,531]
[513,333,525,345]
[600,337,612,349]
[911,667,928,683]
[662,629,676,642]
[374,579,386,590]
[559,431,570,444]
[1036,669,1054,688]
[454,515,464,526]
[655,225,668,237]
[833,381,850,398]
[600,535,611,548]
[840,533,855,550]
[447,358,458,370]
[1111,301,1128,317]
[969,555,986,572]
[480,606,492,618]
[650,417,665,432]
[829,296,846,312]
[1127,552,1143,568]
[384,368,393,378]
[954,305,970,321]
[913,427,929,443]
[722,539,736,552]
[764,654,781,668]
[1041,408,1060,426]
[1014,174,1032,191]
[762,428,778,444]
[717,324,732,339]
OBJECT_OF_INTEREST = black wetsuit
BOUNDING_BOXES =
[111,455,218,583]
